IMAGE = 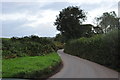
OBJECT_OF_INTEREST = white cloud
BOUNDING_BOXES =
[67,0,119,4]
[1,0,66,2]
[0,9,59,27]
[0,11,31,21]
[0,13,25,21]
[22,10,59,28]
[83,0,118,25]
[67,0,102,4]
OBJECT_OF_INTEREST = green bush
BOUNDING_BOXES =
[64,29,119,71]
[53,41,64,50]
[2,35,57,58]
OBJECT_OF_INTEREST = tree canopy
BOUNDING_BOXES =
[96,11,119,33]
[54,6,87,42]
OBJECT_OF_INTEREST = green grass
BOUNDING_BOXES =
[2,52,61,78]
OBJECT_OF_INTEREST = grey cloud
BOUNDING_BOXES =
[1,1,118,38]
[40,2,70,10]
[2,20,30,37]
[80,3,101,11]
[2,20,57,37]
[2,2,45,14]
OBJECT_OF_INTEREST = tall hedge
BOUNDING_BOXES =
[64,29,119,71]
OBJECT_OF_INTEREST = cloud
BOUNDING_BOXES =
[0,12,42,22]
[21,10,59,28]
[2,20,27,37]
[81,0,118,25]
[1,13,26,21]
[1,7,59,37]
[40,2,70,10]
[1,0,118,37]
[85,5,117,25]
[1,0,66,2]
[1,9,58,22]
[2,2,51,14]
[67,0,118,5]
[67,0,103,5]
[118,1,120,17]
[2,18,58,37]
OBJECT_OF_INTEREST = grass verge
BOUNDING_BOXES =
[2,52,61,79]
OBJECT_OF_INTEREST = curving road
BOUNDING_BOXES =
[50,49,119,78]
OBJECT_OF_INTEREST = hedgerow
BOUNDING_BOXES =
[2,35,57,58]
[64,29,119,71]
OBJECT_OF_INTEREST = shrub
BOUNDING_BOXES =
[2,36,57,58]
[64,29,119,71]
[53,41,64,50]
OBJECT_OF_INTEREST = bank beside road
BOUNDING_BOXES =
[2,52,61,79]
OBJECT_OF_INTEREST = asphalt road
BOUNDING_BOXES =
[50,49,119,78]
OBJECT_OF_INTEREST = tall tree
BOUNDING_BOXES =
[96,11,119,33]
[54,6,87,42]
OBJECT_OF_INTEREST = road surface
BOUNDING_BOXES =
[50,49,119,78]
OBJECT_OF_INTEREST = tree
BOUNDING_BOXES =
[54,33,63,42]
[96,11,119,33]
[54,6,87,42]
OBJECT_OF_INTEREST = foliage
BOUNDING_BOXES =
[64,29,119,71]
[92,26,104,34]
[2,35,57,58]
[53,41,64,50]
[2,52,61,78]
[54,33,65,43]
[54,6,89,41]
[96,11,119,33]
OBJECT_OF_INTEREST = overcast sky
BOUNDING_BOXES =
[0,0,119,38]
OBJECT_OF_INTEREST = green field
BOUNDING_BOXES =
[2,52,61,78]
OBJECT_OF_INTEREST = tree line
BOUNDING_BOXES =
[54,6,119,42]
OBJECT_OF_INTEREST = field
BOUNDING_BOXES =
[2,52,61,79]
